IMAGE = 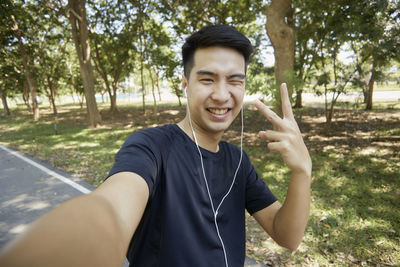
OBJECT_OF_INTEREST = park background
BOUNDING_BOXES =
[0,0,399,266]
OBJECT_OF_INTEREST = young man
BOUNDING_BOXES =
[0,25,311,267]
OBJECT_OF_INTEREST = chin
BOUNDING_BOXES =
[205,121,232,134]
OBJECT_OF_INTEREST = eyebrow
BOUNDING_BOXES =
[196,70,246,79]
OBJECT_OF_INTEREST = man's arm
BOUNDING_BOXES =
[0,172,149,267]
[252,83,312,251]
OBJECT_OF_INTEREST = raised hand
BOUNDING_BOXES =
[253,83,311,176]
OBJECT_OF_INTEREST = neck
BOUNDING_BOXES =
[177,118,222,152]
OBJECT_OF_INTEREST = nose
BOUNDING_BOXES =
[211,81,230,103]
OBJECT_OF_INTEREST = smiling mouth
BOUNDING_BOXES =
[207,108,230,115]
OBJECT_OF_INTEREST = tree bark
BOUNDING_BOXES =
[0,85,10,116]
[366,63,376,110]
[110,84,118,114]
[46,75,58,115]
[22,80,31,111]
[265,0,295,114]
[147,65,157,114]
[139,33,146,114]
[10,15,40,120]
[294,89,303,108]
[68,0,101,127]
[155,69,162,102]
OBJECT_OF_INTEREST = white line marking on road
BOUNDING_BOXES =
[0,144,91,194]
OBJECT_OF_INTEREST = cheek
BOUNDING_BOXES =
[191,86,212,101]
[233,88,245,102]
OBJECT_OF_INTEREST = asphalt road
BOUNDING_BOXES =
[0,144,265,267]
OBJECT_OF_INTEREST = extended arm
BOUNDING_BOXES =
[0,172,149,267]
[252,83,312,251]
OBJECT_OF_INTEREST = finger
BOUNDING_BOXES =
[280,83,294,119]
[267,141,290,154]
[258,130,286,142]
[253,99,283,128]
[267,142,282,153]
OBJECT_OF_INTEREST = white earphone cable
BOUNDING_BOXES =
[186,94,244,267]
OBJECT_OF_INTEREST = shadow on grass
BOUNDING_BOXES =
[307,151,399,264]
[242,143,399,265]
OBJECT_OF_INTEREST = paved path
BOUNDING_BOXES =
[0,144,265,266]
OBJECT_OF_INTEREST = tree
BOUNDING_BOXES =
[68,0,101,127]
[40,51,67,115]
[9,4,40,120]
[143,20,173,114]
[0,1,16,116]
[90,0,136,115]
[265,0,295,114]
[291,0,328,108]
[0,85,10,116]
[0,49,24,116]
[31,1,71,116]
[355,0,400,110]
[126,0,175,113]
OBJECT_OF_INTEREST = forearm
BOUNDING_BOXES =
[273,170,311,250]
[0,194,127,267]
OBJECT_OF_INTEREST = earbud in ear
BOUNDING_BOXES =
[184,89,187,97]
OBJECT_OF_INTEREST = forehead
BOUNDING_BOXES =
[191,46,245,76]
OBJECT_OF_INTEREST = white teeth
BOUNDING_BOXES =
[209,108,228,115]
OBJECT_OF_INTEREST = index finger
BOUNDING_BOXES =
[280,83,294,119]
[253,99,283,128]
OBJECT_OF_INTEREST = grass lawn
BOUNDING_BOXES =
[375,82,400,91]
[0,100,399,266]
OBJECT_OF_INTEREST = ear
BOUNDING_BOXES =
[181,74,188,90]
[181,74,188,96]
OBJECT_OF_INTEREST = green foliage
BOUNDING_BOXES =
[246,62,274,97]
[0,1,25,98]
[89,0,137,86]
[292,0,399,116]
[0,0,399,123]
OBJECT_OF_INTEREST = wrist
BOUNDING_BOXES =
[291,164,312,180]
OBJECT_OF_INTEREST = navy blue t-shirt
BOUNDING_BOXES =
[108,124,277,267]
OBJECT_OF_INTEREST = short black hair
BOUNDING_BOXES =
[182,25,254,78]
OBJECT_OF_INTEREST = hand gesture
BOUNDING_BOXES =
[254,83,311,176]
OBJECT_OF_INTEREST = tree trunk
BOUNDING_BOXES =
[265,0,295,115]
[139,34,146,114]
[68,0,101,127]
[147,65,157,114]
[155,69,162,101]
[93,38,119,114]
[78,94,84,109]
[101,71,118,114]
[173,84,182,106]
[50,83,57,115]
[294,89,303,108]
[22,80,31,111]
[11,15,40,120]
[110,85,119,114]
[0,85,10,116]
[366,64,376,110]
[46,76,58,115]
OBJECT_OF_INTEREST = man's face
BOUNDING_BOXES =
[182,46,246,135]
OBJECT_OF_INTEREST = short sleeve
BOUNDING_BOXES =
[244,155,277,215]
[107,130,162,194]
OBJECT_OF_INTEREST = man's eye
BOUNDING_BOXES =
[200,79,213,83]
[230,80,244,85]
